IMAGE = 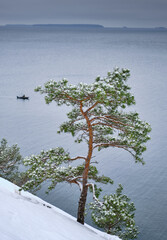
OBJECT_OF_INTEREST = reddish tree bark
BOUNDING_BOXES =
[77,102,93,224]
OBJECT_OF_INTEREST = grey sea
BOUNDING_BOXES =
[0,25,167,240]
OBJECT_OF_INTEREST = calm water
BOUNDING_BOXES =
[0,26,167,240]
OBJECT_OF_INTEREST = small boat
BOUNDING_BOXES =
[17,95,29,100]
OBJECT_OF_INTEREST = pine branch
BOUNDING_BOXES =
[92,122,125,132]
[69,156,87,161]
[67,177,83,191]
[85,101,99,114]
[90,116,107,123]
[105,115,133,127]
[91,115,133,129]
[93,142,132,150]
[70,117,85,124]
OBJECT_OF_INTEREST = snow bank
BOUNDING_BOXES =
[0,178,121,240]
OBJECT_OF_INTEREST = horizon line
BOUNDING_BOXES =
[0,23,166,29]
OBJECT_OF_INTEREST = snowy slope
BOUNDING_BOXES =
[0,178,120,240]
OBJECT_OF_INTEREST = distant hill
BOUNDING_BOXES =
[34,24,104,28]
[1,24,166,31]
[154,27,167,30]
[4,24,104,28]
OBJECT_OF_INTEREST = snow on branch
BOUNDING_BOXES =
[87,183,103,206]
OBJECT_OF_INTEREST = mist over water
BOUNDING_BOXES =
[0,26,167,240]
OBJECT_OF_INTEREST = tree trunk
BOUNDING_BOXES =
[77,102,94,224]
[77,180,88,224]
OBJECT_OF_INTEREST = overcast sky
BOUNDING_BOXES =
[0,0,167,27]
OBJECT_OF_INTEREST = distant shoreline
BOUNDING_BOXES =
[0,24,166,31]
[0,24,104,28]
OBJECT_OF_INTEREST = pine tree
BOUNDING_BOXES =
[0,138,23,185]
[90,184,139,239]
[21,68,151,225]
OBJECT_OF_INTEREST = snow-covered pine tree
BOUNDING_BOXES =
[21,68,151,225]
[0,138,23,185]
[90,184,139,239]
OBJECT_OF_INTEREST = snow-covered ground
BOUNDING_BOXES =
[0,177,120,240]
